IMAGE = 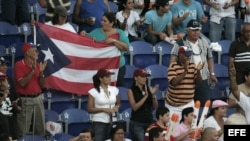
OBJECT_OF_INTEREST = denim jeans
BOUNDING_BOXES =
[129,120,151,141]
[144,34,161,46]
[92,122,111,141]
[209,17,236,42]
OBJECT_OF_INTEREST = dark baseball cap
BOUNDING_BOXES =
[187,19,201,30]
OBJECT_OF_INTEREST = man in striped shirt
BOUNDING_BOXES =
[166,46,204,119]
[229,22,250,85]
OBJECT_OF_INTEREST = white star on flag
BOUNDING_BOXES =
[41,48,54,63]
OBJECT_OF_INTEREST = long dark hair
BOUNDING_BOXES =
[92,74,101,93]
[110,123,126,141]
[118,0,129,11]
[207,107,217,117]
[180,107,194,123]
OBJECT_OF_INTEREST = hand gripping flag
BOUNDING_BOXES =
[36,22,120,95]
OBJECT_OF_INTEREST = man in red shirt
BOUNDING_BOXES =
[15,42,47,137]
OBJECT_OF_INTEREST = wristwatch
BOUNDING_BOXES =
[211,72,215,76]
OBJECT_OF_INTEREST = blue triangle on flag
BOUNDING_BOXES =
[36,24,71,76]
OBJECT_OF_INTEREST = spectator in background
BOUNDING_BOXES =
[227,67,250,124]
[203,100,228,141]
[148,127,164,141]
[105,122,132,141]
[0,85,11,141]
[0,57,21,141]
[0,71,21,141]
[69,128,94,141]
[128,68,158,141]
[45,5,77,33]
[170,19,217,107]
[144,107,170,141]
[143,0,174,46]
[240,0,250,22]
[87,68,121,141]
[171,0,207,36]
[86,12,129,87]
[116,0,145,42]
[200,127,219,141]
[38,0,71,22]
[204,0,238,42]
[15,43,47,137]
[172,107,196,141]
[228,22,250,85]
[0,58,8,72]
[229,63,250,124]
[140,0,150,17]
[73,0,110,33]
[166,46,203,118]
[1,0,30,25]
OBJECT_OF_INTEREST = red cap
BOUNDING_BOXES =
[22,42,36,54]
[96,68,114,77]
[133,69,150,77]
[178,46,193,57]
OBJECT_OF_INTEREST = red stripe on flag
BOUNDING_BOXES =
[66,55,120,70]
[45,76,93,95]
[37,22,120,95]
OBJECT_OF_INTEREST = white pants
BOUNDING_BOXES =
[165,100,194,123]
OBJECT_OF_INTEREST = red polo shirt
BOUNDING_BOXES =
[14,60,42,95]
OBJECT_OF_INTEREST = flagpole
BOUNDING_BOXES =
[33,24,37,45]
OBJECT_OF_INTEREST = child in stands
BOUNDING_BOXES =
[144,107,170,141]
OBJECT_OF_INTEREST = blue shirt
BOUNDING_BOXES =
[79,0,108,32]
[171,0,204,34]
[144,9,172,34]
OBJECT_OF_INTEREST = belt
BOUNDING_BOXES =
[19,93,40,98]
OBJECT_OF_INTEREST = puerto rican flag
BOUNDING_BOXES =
[36,22,120,95]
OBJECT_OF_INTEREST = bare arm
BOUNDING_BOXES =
[172,12,189,25]
[104,38,128,51]
[72,0,85,24]
[167,25,173,37]
[104,0,111,12]
[208,58,218,82]
[229,63,240,101]
[228,96,238,108]
[228,57,234,70]
[18,69,36,87]
[38,61,47,87]
[127,89,148,111]
[171,71,188,86]
[149,85,159,109]
[87,94,112,114]
[146,24,167,40]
